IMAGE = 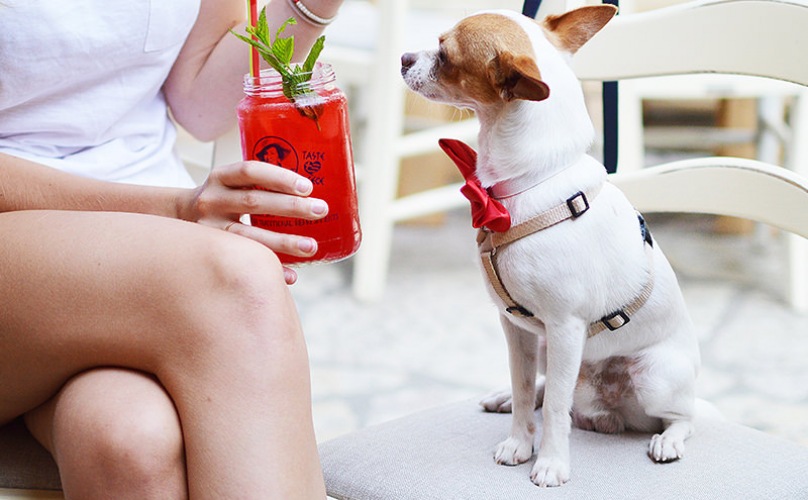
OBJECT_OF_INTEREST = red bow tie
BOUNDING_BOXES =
[439,138,512,232]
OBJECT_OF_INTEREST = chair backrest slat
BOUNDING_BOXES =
[573,0,808,87]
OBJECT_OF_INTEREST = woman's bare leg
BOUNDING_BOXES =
[25,368,187,499]
[0,210,324,499]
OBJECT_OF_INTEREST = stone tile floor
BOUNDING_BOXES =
[293,210,808,447]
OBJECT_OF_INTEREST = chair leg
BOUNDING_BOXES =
[789,234,808,313]
[211,126,243,167]
[350,0,407,302]
[786,91,808,312]
[351,160,400,302]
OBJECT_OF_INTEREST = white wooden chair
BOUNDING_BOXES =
[324,0,516,302]
[595,0,807,175]
[338,0,476,302]
[572,0,808,312]
[318,0,808,497]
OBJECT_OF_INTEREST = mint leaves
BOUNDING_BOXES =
[232,8,326,103]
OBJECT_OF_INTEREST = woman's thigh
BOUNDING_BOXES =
[0,209,280,423]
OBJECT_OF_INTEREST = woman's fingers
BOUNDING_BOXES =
[282,267,298,285]
[198,187,328,221]
[191,160,329,222]
[186,161,330,268]
[216,161,312,195]
[225,222,318,259]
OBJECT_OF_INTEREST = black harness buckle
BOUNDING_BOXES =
[638,214,654,247]
[601,310,630,331]
[566,191,590,218]
[506,305,534,318]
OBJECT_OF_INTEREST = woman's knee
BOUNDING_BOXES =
[46,369,186,499]
[202,233,290,307]
[167,233,304,354]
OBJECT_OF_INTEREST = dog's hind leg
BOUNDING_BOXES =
[481,336,546,413]
[632,344,698,463]
[480,377,545,413]
[493,317,540,467]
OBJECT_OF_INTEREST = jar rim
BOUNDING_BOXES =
[242,61,335,95]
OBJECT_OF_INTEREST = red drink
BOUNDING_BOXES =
[238,63,361,265]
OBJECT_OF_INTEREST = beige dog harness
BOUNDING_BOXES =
[476,185,656,338]
[437,138,655,338]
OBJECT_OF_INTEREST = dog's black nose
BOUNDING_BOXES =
[401,52,417,72]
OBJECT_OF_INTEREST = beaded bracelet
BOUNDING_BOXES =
[288,0,336,26]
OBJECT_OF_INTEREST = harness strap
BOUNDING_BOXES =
[478,185,603,319]
[492,185,602,248]
[478,184,655,337]
[480,250,534,318]
[587,242,654,337]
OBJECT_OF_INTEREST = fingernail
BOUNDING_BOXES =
[310,199,328,216]
[295,178,313,194]
[298,238,317,254]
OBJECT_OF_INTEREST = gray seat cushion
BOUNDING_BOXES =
[0,418,61,491]
[320,400,808,499]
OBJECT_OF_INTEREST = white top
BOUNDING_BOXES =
[0,0,201,187]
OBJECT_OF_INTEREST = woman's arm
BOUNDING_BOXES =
[0,152,325,240]
[165,0,344,141]
[0,153,185,217]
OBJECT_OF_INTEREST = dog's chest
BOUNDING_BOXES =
[493,231,586,299]
[481,179,650,323]
[485,207,619,315]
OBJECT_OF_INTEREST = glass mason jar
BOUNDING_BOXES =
[237,62,361,265]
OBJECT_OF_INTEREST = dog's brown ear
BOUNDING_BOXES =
[543,5,617,54]
[488,52,550,102]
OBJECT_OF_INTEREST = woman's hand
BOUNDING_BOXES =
[180,160,328,284]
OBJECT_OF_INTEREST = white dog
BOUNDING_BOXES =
[401,6,700,487]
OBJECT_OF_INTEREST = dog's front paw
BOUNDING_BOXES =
[648,433,685,462]
[494,437,533,465]
[530,456,570,487]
